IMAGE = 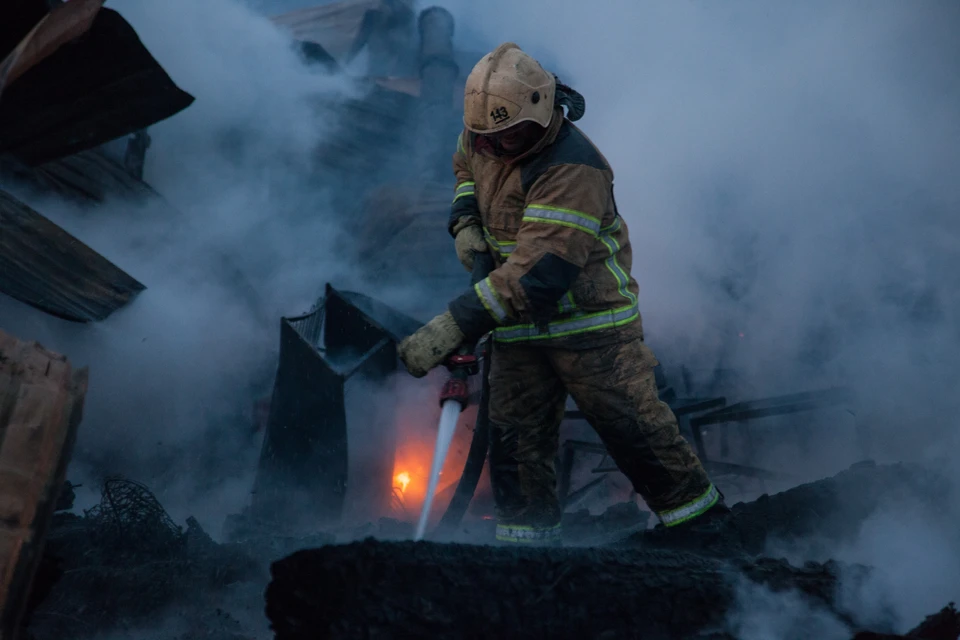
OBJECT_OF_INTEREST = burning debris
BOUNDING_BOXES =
[0,1,955,639]
[227,284,423,540]
[6,460,954,640]
[264,461,958,640]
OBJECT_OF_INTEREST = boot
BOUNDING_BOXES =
[653,493,731,533]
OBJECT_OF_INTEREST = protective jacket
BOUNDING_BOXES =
[447,107,643,346]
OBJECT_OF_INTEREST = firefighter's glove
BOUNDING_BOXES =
[398,311,465,378]
[453,218,488,272]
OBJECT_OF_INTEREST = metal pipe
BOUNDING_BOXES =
[416,6,458,180]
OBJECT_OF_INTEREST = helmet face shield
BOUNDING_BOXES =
[463,43,556,135]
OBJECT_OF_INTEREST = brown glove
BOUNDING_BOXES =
[452,217,488,273]
[398,311,465,378]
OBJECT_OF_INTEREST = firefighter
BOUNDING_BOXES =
[398,42,728,544]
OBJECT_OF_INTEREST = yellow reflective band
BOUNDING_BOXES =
[597,216,637,306]
[659,484,720,527]
[453,181,476,203]
[483,228,516,258]
[493,304,638,342]
[457,131,467,154]
[523,204,602,237]
[475,277,507,323]
[557,291,577,314]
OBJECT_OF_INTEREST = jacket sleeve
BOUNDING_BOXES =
[448,163,609,341]
[449,130,480,236]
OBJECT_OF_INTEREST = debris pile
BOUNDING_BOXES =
[26,478,265,640]
[264,461,959,640]
[852,604,960,640]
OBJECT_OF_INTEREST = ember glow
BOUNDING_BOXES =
[388,408,476,521]
[395,471,411,493]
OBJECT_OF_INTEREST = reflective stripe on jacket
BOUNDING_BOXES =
[448,108,643,345]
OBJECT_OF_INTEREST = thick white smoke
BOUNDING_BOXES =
[1,0,958,633]
[442,0,960,454]
[437,0,960,633]
[0,0,364,527]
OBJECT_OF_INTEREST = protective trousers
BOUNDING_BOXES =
[488,338,717,544]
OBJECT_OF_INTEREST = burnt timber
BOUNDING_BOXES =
[0,190,145,323]
[0,329,88,639]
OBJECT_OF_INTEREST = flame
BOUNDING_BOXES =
[388,402,476,521]
[395,471,411,493]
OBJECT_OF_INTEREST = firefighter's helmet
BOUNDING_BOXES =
[463,43,556,135]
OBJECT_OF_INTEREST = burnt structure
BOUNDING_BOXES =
[274,2,473,306]
[245,285,422,534]
[0,330,88,639]
[0,190,145,322]
[265,461,958,640]
[0,0,194,322]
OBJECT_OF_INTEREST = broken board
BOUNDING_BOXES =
[0,329,88,640]
[0,188,145,322]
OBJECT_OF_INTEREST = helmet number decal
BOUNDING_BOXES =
[490,106,510,124]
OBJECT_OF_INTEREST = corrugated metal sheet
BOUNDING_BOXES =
[313,84,417,178]
[372,75,464,109]
[0,188,145,322]
[355,181,464,306]
[0,147,162,205]
[0,8,194,166]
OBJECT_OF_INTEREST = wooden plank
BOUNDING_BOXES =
[0,188,145,322]
[0,329,88,640]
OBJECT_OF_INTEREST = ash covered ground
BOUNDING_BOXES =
[22,461,960,639]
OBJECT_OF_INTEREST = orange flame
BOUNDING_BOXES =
[395,471,411,493]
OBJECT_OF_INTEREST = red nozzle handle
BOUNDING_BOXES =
[440,378,469,409]
[445,353,479,375]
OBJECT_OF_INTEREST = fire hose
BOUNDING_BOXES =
[413,252,495,541]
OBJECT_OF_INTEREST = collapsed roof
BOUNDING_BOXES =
[0,0,194,322]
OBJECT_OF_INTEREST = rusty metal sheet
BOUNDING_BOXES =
[0,8,194,166]
[0,189,145,323]
[0,330,88,639]
[272,0,385,57]
[0,0,104,99]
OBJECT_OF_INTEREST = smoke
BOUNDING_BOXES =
[442,0,960,459]
[726,578,851,640]
[435,0,960,634]
[1,0,958,633]
[0,0,367,530]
